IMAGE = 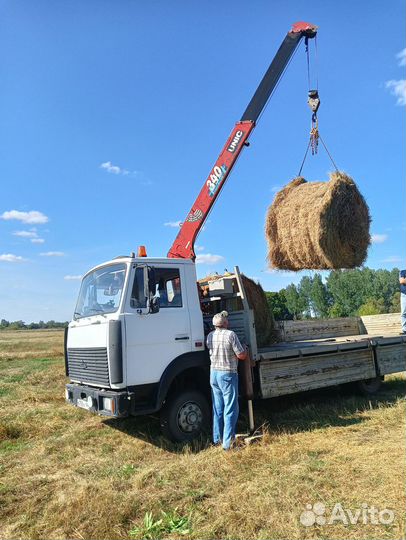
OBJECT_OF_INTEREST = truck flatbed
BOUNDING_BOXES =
[257,332,405,399]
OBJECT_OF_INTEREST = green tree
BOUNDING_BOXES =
[265,290,292,320]
[328,303,346,318]
[9,320,26,330]
[389,291,401,313]
[370,269,399,312]
[327,269,368,316]
[310,273,331,318]
[284,284,306,319]
[298,276,313,318]
[358,298,386,316]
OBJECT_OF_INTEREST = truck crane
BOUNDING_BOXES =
[64,22,406,442]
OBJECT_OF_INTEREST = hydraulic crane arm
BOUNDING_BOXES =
[167,21,317,260]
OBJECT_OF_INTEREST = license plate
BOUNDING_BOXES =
[77,398,90,410]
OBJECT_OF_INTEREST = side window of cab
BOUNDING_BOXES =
[154,268,182,308]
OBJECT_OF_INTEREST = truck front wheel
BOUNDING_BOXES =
[160,390,210,442]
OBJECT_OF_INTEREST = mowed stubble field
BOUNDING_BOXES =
[0,329,405,540]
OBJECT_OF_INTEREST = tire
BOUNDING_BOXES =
[357,376,383,395]
[160,390,210,442]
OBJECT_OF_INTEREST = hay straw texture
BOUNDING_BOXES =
[265,171,371,270]
[241,275,278,346]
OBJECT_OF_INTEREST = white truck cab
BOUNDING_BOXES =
[65,255,211,441]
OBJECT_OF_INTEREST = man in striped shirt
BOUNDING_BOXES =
[206,311,247,449]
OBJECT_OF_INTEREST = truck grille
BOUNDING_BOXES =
[67,347,110,387]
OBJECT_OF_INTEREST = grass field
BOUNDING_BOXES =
[0,329,405,540]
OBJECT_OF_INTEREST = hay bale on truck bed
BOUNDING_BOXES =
[241,275,278,347]
[265,171,371,270]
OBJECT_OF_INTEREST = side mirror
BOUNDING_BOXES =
[149,296,160,314]
[143,266,157,300]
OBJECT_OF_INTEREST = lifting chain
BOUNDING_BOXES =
[310,113,319,155]
[308,89,320,155]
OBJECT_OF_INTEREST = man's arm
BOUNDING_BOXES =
[236,349,248,361]
[206,332,212,352]
[230,332,248,361]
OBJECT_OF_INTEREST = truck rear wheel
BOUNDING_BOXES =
[160,390,210,442]
[357,376,383,395]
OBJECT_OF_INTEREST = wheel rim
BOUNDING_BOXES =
[176,401,203,433]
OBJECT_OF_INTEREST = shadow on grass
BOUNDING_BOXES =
[104,414,212,454]
[104,377,406,453]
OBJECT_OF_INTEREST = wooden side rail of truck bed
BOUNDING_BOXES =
[275,313,402,342]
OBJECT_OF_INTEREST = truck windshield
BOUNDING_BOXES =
[74,263,127,319]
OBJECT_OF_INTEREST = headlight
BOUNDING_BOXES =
[87,395,93,408]
[103,397,115,413]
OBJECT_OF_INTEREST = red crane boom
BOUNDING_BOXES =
[167,21,317,261]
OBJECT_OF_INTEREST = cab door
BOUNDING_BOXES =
[123,263,192,386]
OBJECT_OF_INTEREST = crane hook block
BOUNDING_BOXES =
[308,90,320,113]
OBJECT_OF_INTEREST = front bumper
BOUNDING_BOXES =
[65,383,133,417]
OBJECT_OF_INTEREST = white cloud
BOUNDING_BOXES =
[0,253,25,262]
[195,245,205,252]
[64,275,82,280]
[12,229,45,244]
[397,48,406,66]
[100,161,129,175]
[270,185,282,193]
[40,251,65,257]
[385,79,406,106]
[196,253,225,265]
[1,210,49,224]
[382,256,402,263]
[13,230,37,238]
[371,233,388,244]
[164,221,182,228]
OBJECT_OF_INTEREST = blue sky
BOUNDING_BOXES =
[0,0,405,322]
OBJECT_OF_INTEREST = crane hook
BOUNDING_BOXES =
[307,89,320,113]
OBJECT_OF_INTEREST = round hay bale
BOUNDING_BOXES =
[265,171,371,270]
[241,275,278,347]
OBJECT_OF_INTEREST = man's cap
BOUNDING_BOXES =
[212,311,228,327]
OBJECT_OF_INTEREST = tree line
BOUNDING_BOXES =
[0,319,68,330]
[265,267,402,320]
